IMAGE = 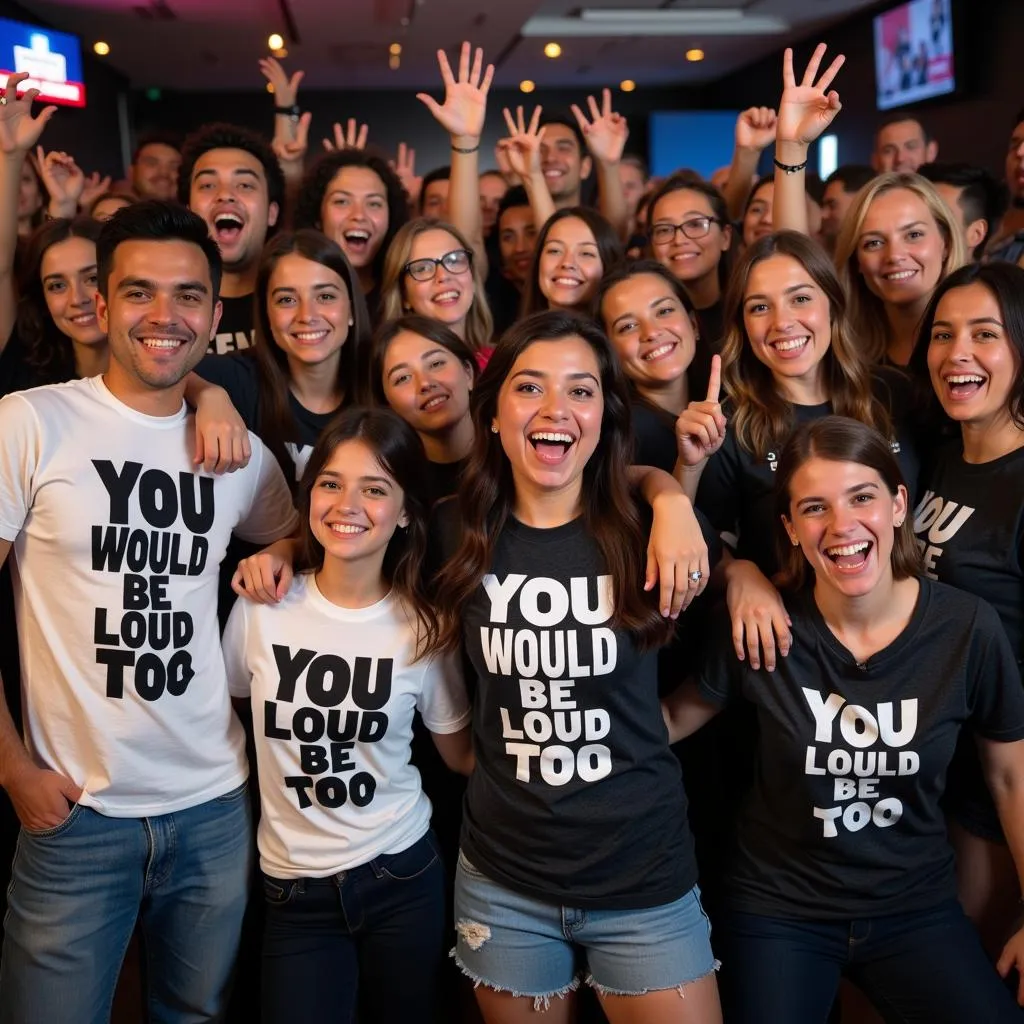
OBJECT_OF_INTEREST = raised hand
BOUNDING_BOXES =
[323,118,369,152]
[390,142,422,206]
[0,73,56,156]
[736,107,778,152]
[777,43,844,146]
[675,354,727,467]
[571,88,629,165]
[498,105,545,183]
[79,170,112,210]
[37,147,85,213]
[259,56,304,109]
[272,111,311,181]
[416,41,494,143]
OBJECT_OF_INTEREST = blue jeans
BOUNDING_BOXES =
[0,783,252,1024]
[260,831,445,1024]
[718,900,1022,1023]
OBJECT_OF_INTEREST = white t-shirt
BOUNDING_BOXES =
[0,376,299,817]
[222,573,471,878]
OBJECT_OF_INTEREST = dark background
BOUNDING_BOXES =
[5,0,1022,182]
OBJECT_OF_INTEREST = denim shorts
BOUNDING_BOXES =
[452,850,719,1008]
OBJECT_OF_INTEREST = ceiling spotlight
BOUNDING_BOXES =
[544,42,561,58]
[93,41,110,56]
[389,42,402,56]
[686,48,705,62]
[620,79,636,92]
[520,79,536,93]
[268,33,284,51]
[389,54,401,70]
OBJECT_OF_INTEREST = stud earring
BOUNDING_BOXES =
[491,424,499,434]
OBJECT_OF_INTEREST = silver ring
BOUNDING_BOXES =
[0,97,6,106]
[688,570,703,583]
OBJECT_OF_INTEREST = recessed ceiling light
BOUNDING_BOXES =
[620,79,636,92]
[93,41,110,56]
[268,33,284,50]
[686,48,705,62]
[390,42,402,55]
[520,80,536,93]
[544,42,562,58]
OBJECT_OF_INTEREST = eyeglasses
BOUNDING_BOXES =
[650,217,721,245]
[403,248,472,282]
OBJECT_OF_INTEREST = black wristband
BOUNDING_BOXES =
[275,104,300,118]
[774,157,808,175]
[451,142,480,155]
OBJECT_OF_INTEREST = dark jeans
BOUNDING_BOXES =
[718,899,1022,1024]
[260,831,444,1024]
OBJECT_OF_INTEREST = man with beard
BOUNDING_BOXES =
[986,108,1024,266]
[0,200,297,1024]
[129,133,181,202]
[179,124,284,354]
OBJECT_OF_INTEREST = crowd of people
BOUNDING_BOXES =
[0,35,1023,1024]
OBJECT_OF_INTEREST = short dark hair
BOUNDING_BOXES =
[804,173,826,206]
[622,154,649,180]
[496,184,529,223]
[177,122,285,210]
[131,131,181,165]
[420,165,451,212]
[876,112,931,143]
[917,161,1009,255]
[539,114,585,154]
[96,200,223,299]
[825,164,875,195]
[1012,108,1024,133]
[480,169,507,183]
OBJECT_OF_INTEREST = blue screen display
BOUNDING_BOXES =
[0,17,85,107]
[649,111,741,180]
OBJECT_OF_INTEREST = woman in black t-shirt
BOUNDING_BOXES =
[664,416,1024,1024]
[426,310,722,1023]
[911,262,1024,953]
[373,314,477,506]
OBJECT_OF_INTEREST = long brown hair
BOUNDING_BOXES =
[774,415,921,590]
[295,407,438,654]
[428,310,674,655]
[721,231,888,461]
[253,229,373,483]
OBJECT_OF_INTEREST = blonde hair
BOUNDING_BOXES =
[721,232,889,461]
[833,172,966,365]
[380,218,494,354]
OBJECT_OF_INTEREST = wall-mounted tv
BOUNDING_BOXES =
[874,0,954,111]
[0,17,85,108]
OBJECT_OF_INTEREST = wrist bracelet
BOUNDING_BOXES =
[774,157,808,175]
[451,142,480,155]
[274,104,300,122]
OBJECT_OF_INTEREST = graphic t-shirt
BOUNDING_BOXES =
[223,574,470,877]
[208,294,255,355]
[696,370,920,577]
[0,376,299,816]
[443,505,701,910]
[699,578,1024,919]
[195,351,337,484]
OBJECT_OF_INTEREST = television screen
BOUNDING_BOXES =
[0,17,85,108]
[874,0,954,111]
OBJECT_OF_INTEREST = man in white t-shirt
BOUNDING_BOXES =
[0,197,298,1023]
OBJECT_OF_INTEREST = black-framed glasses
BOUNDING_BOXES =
[650,217,720,245]
[403,248,473,282]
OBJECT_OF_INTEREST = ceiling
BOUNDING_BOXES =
[23,0,885,91]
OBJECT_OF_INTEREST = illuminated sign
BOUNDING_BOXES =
[0,18,85,108]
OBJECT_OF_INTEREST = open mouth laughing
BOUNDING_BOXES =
[528,429,577,465]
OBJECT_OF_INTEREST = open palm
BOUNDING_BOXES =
[573,89,628,165]
[777,44,844,145]
[500,106,544,180]
[417,42,494,141]
[0,74,56,156]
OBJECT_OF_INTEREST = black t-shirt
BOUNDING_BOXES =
[426,458,466,506]
[690,301,725,400]
[699,577,1024,919]
[696,369,921,577]
[208,294,256,356]
[436,503,701,910]
[631,400,679,474]
[195,351,337,485]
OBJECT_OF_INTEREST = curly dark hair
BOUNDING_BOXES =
[293,149,410,294]
[177,122,285,211]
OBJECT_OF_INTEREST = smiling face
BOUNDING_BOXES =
[539,124,591,203]
[927,281,1020,429]
[319,166,390,271]
[743,254,832,392]
[538,216,603,311]
[743,181,775,248]
[650,188,731,287]
[97,238,219,393]
[498,204,537,287]
[494,336,604,512]
[309,438,408,572]
[132,142,181,202]
[421,178,450,220]
[40,236,105,349]
[601,272,695,393]
[266,252,351,370]
[189,148,278,272]
[382,329,474,436]
[402,229,474,330]
[856,188,947,308]
[784,457,907,600]
[874,119,935,173]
